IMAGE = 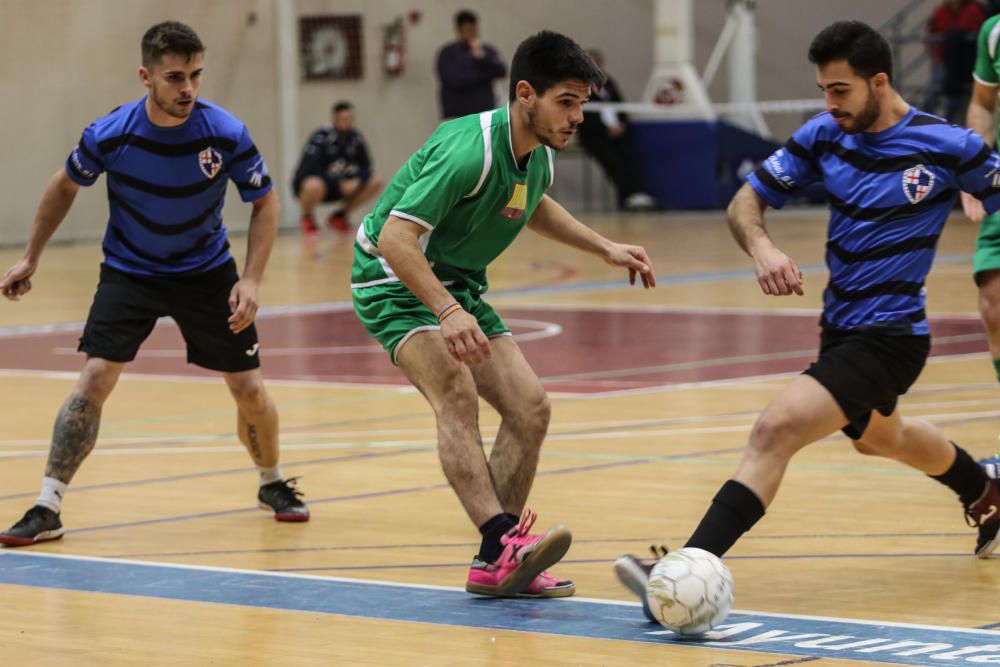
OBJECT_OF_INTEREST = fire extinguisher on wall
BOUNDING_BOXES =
[383,16,405,76]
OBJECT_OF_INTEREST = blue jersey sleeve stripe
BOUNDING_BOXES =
[110,171,225,198]
[785,137,813,163]
[97,134,238,157]
[969,184,1000,200]
[66,158,97,184]
[232,145,260,163]
[828,280,924,301]
[232,176,272,191]
[108,187,224,235]
[813,140,961,172]
[827,234,939,263]
[746,171,788,209]
[829,188,956,223]
[753,166,794,192]
[958,143,993,174]
[77,139,105,170]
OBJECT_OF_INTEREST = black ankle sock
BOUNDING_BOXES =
[930,442,989,506]
[478,513,518,563]
[684,479,766,557]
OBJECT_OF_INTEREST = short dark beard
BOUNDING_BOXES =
[844,84,881,133]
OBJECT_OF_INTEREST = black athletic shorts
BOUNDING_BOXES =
[293,172,344,201]
[803,327,930,439]
[78,260,261,373]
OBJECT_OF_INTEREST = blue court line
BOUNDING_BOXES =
[1,551,998,666]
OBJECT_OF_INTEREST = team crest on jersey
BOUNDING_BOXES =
[902,164,934,204]
[500,182,528,219]
[198,147,223,179]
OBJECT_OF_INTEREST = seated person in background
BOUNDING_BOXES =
[292,101,383,236]
[578,49,656,212]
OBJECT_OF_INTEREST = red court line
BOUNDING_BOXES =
[0,308,986,394]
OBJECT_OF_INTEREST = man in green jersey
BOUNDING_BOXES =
[964,16,1000,467]
[352,31,656,598]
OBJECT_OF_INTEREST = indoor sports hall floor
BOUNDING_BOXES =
[3,209,1000,666]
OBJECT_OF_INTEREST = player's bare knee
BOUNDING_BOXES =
[513,390,550,440]
[228,378,268,413]
[746,411,799,458]
[75,364,118,404]
[299,177,325,199]
[434,371,479,418]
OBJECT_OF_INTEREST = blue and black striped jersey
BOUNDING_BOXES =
[748,108,1000,334]
[66,97,272,276]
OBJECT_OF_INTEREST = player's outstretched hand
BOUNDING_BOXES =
[228,278,260,333]
[605,243,656,288]
[962,191,986,224]
[0,258,37,301]
[754,245,803,296]
[440,309,491,367]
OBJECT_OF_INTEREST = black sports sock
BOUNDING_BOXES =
[478,514,518,563]
[684,479,766,557]
[930,442,989,506]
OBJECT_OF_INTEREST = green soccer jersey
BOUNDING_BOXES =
[351,105,554,294]
[974,14,1000,142]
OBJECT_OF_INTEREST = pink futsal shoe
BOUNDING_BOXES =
[465,509,573,597]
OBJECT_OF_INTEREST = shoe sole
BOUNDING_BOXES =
[614,555,657,622]
[466,525,573,597]
[515,581,576,598]
[977,532,1000,559]
[258,502,310,522]
[0,528,65,547]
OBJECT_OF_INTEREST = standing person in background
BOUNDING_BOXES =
[924,0,986,122]
[435,9,507,120]
[292,101,383,237]
[0,21,309,546]
[578,49,656,212]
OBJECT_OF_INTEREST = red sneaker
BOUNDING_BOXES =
[300,214,319,237]
[326,212,351,233]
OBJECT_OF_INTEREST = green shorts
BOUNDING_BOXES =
[974,212,1000,284]
[352,281,510,364]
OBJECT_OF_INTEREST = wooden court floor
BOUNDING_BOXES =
[2,209,1000,666]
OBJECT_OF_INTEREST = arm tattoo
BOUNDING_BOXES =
[45,393,101,483]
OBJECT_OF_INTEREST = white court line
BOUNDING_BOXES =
[4,550,1000,637]
[2,397,996,450]
[5,405,1000,458]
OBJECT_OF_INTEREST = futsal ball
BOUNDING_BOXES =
[645,547,734,636]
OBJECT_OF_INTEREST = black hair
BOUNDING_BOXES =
[332,101,353,114]
[141,21,204,67]
[807,20,893,82]
[454,10,477,27]
[508,30,606,101]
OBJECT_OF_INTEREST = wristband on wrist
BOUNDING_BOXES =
[436,302,462,323]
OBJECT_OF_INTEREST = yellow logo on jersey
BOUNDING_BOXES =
[500,182,528,219]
